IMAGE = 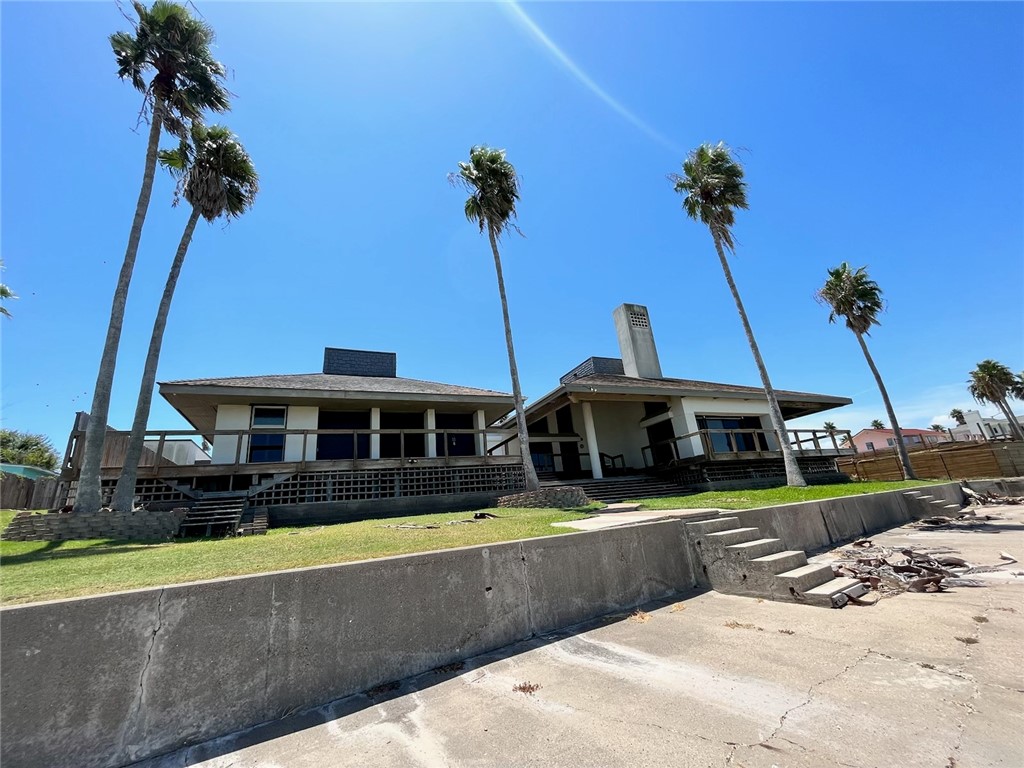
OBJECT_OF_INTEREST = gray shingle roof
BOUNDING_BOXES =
[566,373,848,401]
[161,373,511,399]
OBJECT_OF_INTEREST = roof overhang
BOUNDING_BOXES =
[160,384,515,438]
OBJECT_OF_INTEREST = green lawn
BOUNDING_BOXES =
[630,480,939,510]
[0,507,592,606]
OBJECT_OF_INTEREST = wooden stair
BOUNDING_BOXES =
[236,507,269,536]
[177,496,247,538]
[541,474,691,503]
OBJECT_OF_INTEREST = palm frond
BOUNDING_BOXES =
[669,141,747,252]
[450,145,522,240]
[967,359,1016,406]
[816,262,884,336]
[172,123,259,222]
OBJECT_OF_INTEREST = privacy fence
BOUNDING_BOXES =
[838,441,1024,481]
[0,475,59,511]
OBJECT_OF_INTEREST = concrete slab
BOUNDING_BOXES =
[551,507,720,531]
[141,505,1024,768]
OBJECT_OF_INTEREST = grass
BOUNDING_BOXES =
[630,480,938,510]
[0,506,592,606]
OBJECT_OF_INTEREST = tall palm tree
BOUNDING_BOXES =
[111,126,258,512]
[823,421,837,434]
[1010,372,1024,403]
[949,408,966,426]
[450,146,539,491]
[929,424,946,434]
[670,142,806,486]
[870,419,885,430]
[968,360,1024,442]
[0,260,15,318]
[75,1,230,513]
[817,263,917,479]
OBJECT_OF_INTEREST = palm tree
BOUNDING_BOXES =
[0,260,15,318]
[670,143,806,486]
[75,1,230,513]
[823,421,837,434]
[949,408,966,426]
[111,126,258,512]
[1010,372,1024,403]
[968,360,1024,442]
[929,424,946,434]
[870,419,885,430]
[450,146,539,491]
[817,263,917,480]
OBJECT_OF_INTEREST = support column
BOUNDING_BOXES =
[370,407,381,460]
[582,401,602,480]
[474,410,487,457]
[425,409,437,458]
[670,397,702,458]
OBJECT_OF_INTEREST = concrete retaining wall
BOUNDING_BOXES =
[0,520,696,768]
[267,490,503,527]
[497,486,589,509]
[720,482,964,553]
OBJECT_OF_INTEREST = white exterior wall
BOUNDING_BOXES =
[285,406,319,462]
[585,401,649,469]
[211,405,252,464]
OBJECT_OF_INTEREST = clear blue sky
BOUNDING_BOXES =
[2,1,1022,454]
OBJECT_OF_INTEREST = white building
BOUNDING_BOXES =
[950,409,1024,442]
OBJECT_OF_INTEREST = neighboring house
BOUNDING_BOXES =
[849,427,951,454]
[949,409,1024,442]
[59,348,522,520]
[0,463,59,480]
[494,304,854,489]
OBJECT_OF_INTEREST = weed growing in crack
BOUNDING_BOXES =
[513,681,541,695]
[630,610,651,624]
[778,629,795,635]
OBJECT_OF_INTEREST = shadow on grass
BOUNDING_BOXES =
[0,535,223,566]
[135,589,709,768]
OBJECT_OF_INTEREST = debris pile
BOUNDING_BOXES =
[828,542,1019,599]
[963,486,1024,506]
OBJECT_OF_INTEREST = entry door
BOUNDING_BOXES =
[560,441,582,476]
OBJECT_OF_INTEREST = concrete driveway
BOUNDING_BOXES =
[143,506,1024,768]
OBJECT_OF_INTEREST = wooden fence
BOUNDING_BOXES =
[838,441,1024,481]
[0,475,61,510]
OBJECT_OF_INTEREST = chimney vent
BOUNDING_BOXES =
[612,304,662,379]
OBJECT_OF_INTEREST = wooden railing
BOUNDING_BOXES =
[63,426,501,476]
[641,428,855,468]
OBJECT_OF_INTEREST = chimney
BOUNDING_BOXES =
[613,303,662,379]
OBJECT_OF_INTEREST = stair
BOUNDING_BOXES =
[686,516,862,608]
[178,496,247,538]
[902,490,963,520]
[236,507,269,536]
[542,474,691,504]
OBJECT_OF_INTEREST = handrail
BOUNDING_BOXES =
[64,426,498,473]
[640,428,855,467]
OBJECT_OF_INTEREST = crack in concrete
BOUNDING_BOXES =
[866,650,975,683]
[518,542,534,637]
[122,587,166,760]
[948,594,990,766]
[263,581,277,714]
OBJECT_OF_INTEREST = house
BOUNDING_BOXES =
[949,409,1024,442]
[60,348,524,523]
[849,427,951,454]
[493,304,855,490]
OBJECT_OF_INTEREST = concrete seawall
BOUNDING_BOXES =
[720,482,964,554]
[0,520,696,768]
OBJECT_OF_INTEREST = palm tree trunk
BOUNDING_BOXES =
[711,233,806,487]
[487,227,539,491]
[855,331,917,480]
[74,96,166,513]
[111,208,201,512]
[995,398,1024,442]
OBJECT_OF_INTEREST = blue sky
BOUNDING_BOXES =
[2,1,1022,453]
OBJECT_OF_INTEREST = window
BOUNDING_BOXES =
[865,441,874,450]
[249,406,287,462]
[886,438,895,446]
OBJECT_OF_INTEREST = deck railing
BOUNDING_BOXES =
[63,426,503,477]
[641,428,855,468]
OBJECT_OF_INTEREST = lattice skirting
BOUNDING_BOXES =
[252,465,527,506]
[64,479,189,508]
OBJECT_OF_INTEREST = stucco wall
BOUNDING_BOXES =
[0,521,696,768]
[285,406,318,462]
[211,404,250,464]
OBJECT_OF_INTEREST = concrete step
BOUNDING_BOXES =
[685,517,741,534]
[703,527,760,546]
[902,491,924,497]
[601,503,642,513]
[726,537,784,559]
[775,563,836,593]
[804,577,864,607]
[749,550,808,574]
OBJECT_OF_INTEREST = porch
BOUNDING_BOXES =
[641,428,855,468]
